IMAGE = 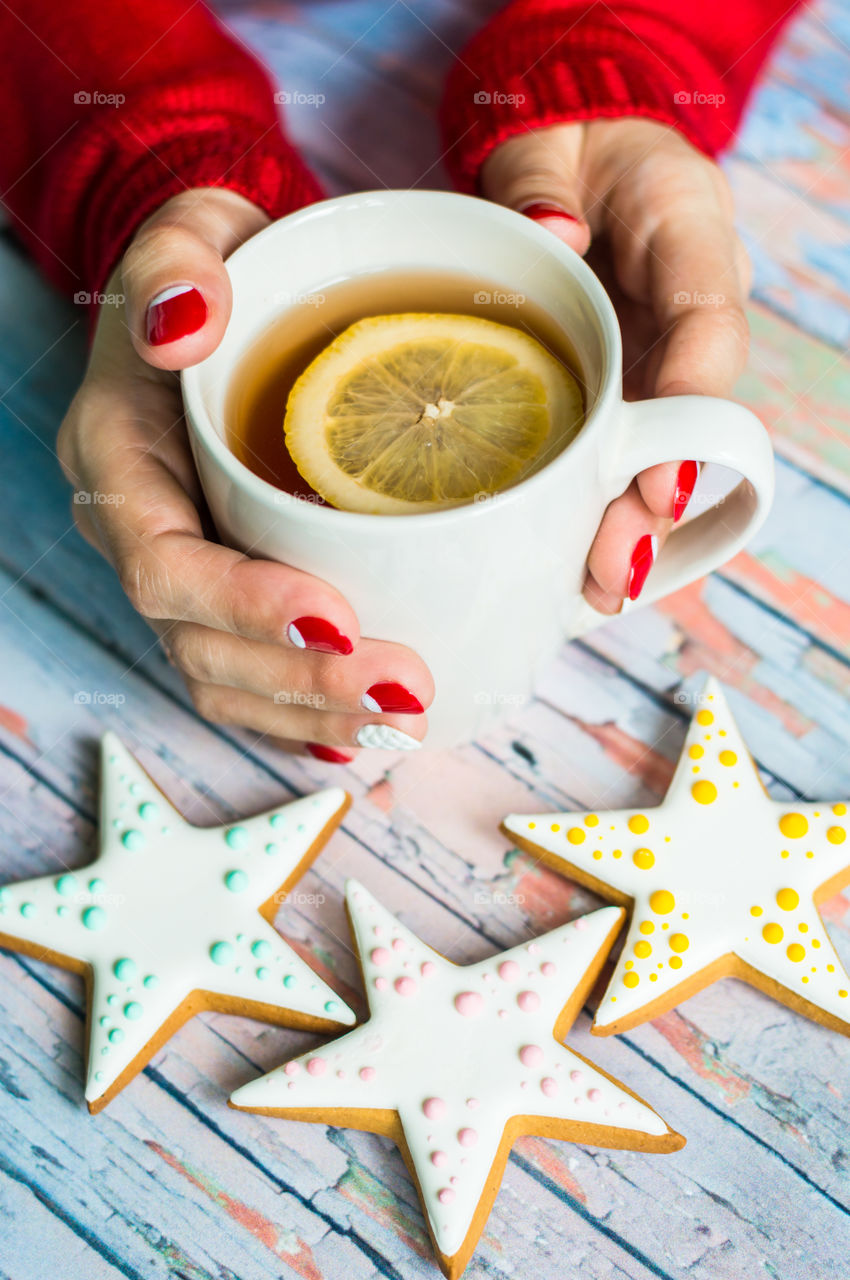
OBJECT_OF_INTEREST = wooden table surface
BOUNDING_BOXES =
[1,1,849,1277]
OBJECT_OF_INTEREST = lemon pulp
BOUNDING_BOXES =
[284,312,583,514]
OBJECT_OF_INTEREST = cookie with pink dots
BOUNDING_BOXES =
[502,676,850,1037]
[230,881,683,1279]
[0,733,355,1112]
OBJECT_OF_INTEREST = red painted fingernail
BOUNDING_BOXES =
[288,616,353,655]
[362,681,425,715]
[521,202,581,225]
[305,743,353,764]
[627,534,658,601]
[673,460,700,523]
[146,286,207,345]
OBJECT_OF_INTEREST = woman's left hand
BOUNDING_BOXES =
[482,117,752,613]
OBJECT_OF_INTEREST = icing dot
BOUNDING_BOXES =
[669,933,689,953]
[840,991,849,999]
[55,874,77,896]
[392,938,405,952]
[467,1097,480,1109]
[628,815,649,834]
[588,1087,603,1102]
[613,849,623,859]
[750,906,763,917]
[209,941,234,965]
[224,869,249,893]
[569,1069,583,1083]
[776,888,800,912]
[269,814,288,830]
[423,1097,446,1120]
[359,1066,375,1082]
[374,977,387,991]
[550,823,560,833]
[113,958,136,982]
[634,941,652,959]
[623,972,639,988]
[454,991,484,1017]
[283,1061,300,1077]
[649,890,676,915]
[519,1044,544,1067]
[649,973,658,982]
[121,830,145,852]
[394,977,417,998]
[540,1078,558,1097]
[540,961,556,978]
[138,802,158,821]
[431,1150,448,1167]
[124,1001,143,1020]
[82,906,106,931]
[779,813,808,839]
[688,745,704,760]
[265,843,279,856]
[719,750,737,766]
[256,967,270,981]
[306,1057,326,1076]
[88,878,105,894]
[421,961,436,977]
[283,974,297,988]
[691,780,717,805]
[827,826,846,845]
[458,1127,478,1147]
[585,815,599,827]
[498,960,520,981]
[696,710,714,726]
[225,826,249,850]
[99,1015,111,1027]
[370,947,390,966]
[669,956,683,969]
[592,850,603,861]
[108,1027,125,1044]
[517,990,540,1013]
[632,848,655,870]
[639,921,655,935]
[438,1189,455,1205]
[56,905,68,917]
[762,923,784,945]
[798,923,808,933]
[19,902,36,919]
[786,943,805,963]
[567,828,585,844]
[252,940,271,960]
[833,804,847,816]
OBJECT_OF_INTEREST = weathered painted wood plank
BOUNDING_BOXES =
[0,1172,132,1280]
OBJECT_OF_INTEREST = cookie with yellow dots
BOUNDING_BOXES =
[502,677,850,1037]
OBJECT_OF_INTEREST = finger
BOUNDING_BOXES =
[183,681,427,751]
[166,623,433,713]
[584,478,672,613]
[480,124,593,255]
[121,188,270,370]
[82,413,361,649]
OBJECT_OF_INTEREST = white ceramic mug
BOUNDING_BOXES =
[182,190,774,748]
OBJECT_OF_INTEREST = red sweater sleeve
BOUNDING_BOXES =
[440,0,804,192]
[0,0,323,302]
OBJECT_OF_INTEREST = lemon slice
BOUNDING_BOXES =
[284,313,583,514]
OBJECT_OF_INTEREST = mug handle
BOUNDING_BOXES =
[568,394,775,637]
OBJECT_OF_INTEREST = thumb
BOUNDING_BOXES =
[480,124,592,256]
[121,188,271,370]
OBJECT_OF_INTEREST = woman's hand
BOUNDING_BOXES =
[57,187,432,759]
[482,118,752,613]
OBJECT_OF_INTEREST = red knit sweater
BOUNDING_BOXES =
[0,0,801,305]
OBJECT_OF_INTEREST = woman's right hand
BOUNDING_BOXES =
[57,187,432,760]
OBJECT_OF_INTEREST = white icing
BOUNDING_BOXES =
[231,882,671,1258]
[503,677,850,1033]
[355,724,421,751]
[0,733,355,1108]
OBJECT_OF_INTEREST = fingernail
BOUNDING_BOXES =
[627,534,658,601]
[673,460,700,523]
[362,681,424,715]
[146,285,207,345]
[520,202,581,225]
[306,742,353,764]
[355,725,422,751]
[288,616,354,655]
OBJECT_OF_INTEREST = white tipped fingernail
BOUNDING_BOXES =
[361,693,382,713]
[355,724,422,751]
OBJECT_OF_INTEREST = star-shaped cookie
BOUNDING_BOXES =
[502,677,850,1036]
[230,881,683,1279]
[0,734,355,1111]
